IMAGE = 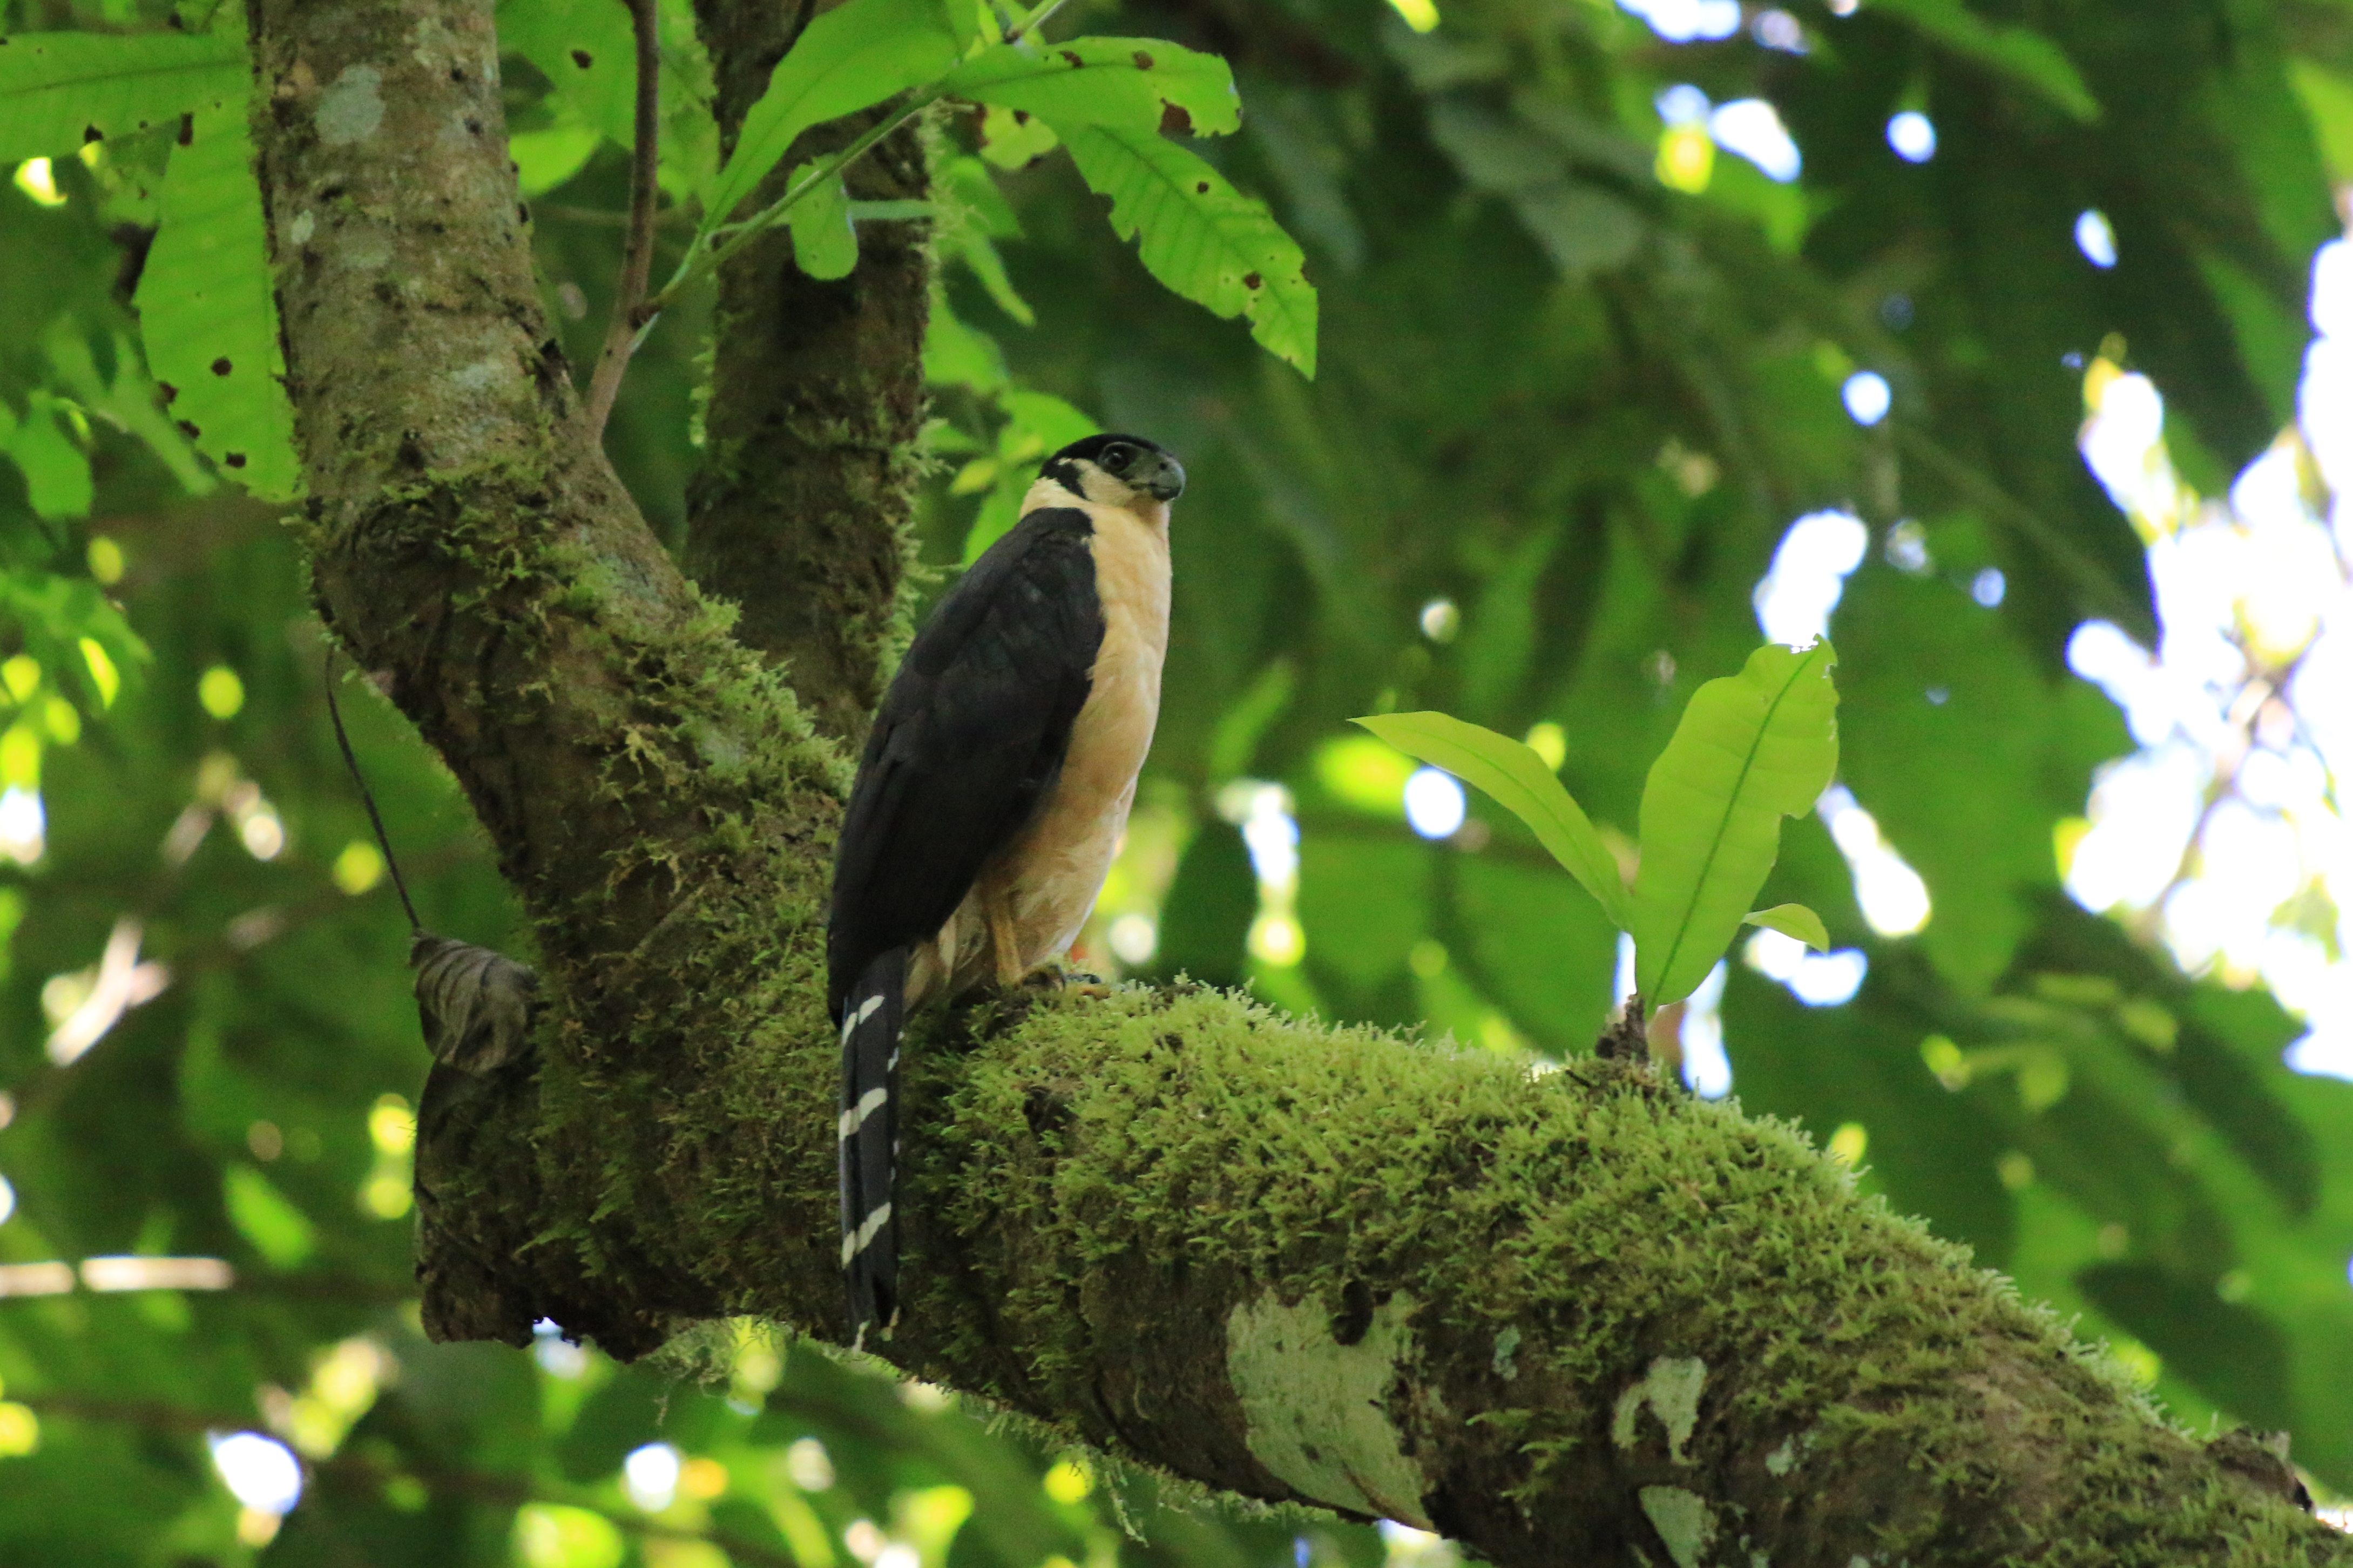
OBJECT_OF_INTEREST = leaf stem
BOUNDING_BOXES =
[582,0,665,439]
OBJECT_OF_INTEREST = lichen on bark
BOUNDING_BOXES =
[235,0,2352,1559]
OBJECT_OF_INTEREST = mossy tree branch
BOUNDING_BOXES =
[241,0,2347,1560]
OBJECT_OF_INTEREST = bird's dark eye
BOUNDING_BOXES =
[1100,445,1134,472]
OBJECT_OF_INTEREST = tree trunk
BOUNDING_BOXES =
[682,0,930,745]
[238,0,2347,1560]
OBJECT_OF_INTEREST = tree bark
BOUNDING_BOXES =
[239,0,2349,1561]
[682,0,930,747]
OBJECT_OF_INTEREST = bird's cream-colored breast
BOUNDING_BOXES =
[909,490,1171,1003]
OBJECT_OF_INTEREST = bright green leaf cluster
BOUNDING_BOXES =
[1358,642,1838,1013]
[1,24,299,503]
[698,0,959,243]
[686,0,1315,371]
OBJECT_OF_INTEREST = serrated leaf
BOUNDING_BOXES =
[1351,710,1630,931]
[1058,123,1316,375]
[699,0,957,238]
[1633,641,1839,1009]
[785,159,857,279]
[1746,904,1829,953]
[1869,0,2098,124]
[0,29,246,161]
[135,96,300,501]
[943,35,1239,136]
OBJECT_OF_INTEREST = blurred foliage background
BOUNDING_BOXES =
[4,0,2353,1558]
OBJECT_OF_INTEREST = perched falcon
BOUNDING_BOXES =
[827,433,1186,1338]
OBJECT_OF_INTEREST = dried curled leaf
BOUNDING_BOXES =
[410,933,539,1074]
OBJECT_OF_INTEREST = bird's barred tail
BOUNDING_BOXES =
[838,948,906,1341]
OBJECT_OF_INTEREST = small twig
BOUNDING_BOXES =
[323,650,423,933]
[582,0,664,438]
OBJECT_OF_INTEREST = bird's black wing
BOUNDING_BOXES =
[826,507,1106,1012]
[828,510,1110,1010]
[827,507,1103,1335]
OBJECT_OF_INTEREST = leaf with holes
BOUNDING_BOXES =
[1058,123,1315,375]
[698,0,957,237]
[497,0,636,146]
[135,96,300,502]
[1632,641,1839,1009]
[0,28,247,160]
[943,35,1239,137]
[1351,711,1629,931]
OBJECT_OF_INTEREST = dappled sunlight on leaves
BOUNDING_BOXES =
[2063,237,2353,1077]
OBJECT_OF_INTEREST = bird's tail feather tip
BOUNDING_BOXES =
[839,948,907,1346]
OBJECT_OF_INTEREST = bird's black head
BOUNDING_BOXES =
[1039,434,1186,509]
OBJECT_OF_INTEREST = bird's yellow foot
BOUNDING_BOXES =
[1020,963,1109,998]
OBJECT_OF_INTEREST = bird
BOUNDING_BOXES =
[827,432,1186,1340]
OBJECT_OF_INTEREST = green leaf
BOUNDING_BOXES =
[942,0,985,51]
[2291,60,2353,185]
[1632,641,1840,1009]
[40,318,213,498]
[961,389,1097,561]
[1058,123,1316,376]
[0,569,146,681]
[785,159,858,279]
[509,124,603,195]
[1745,903,1829,953]
[497,0,636,146]
[924,288,1009,392]
[135,94,301,501]
[0,28,247,161]
[943,35,1239,136]
[1351,711,1630,931]
[699,0,958,237]
[655,0,719,203]
[1868,0,2099,124]
[5,397,91,520]
[222,1163,315,1268]
[938,156,1033,323]
[977,100,1057,167]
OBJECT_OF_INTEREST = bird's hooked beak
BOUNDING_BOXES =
[1131,450,1186,503]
